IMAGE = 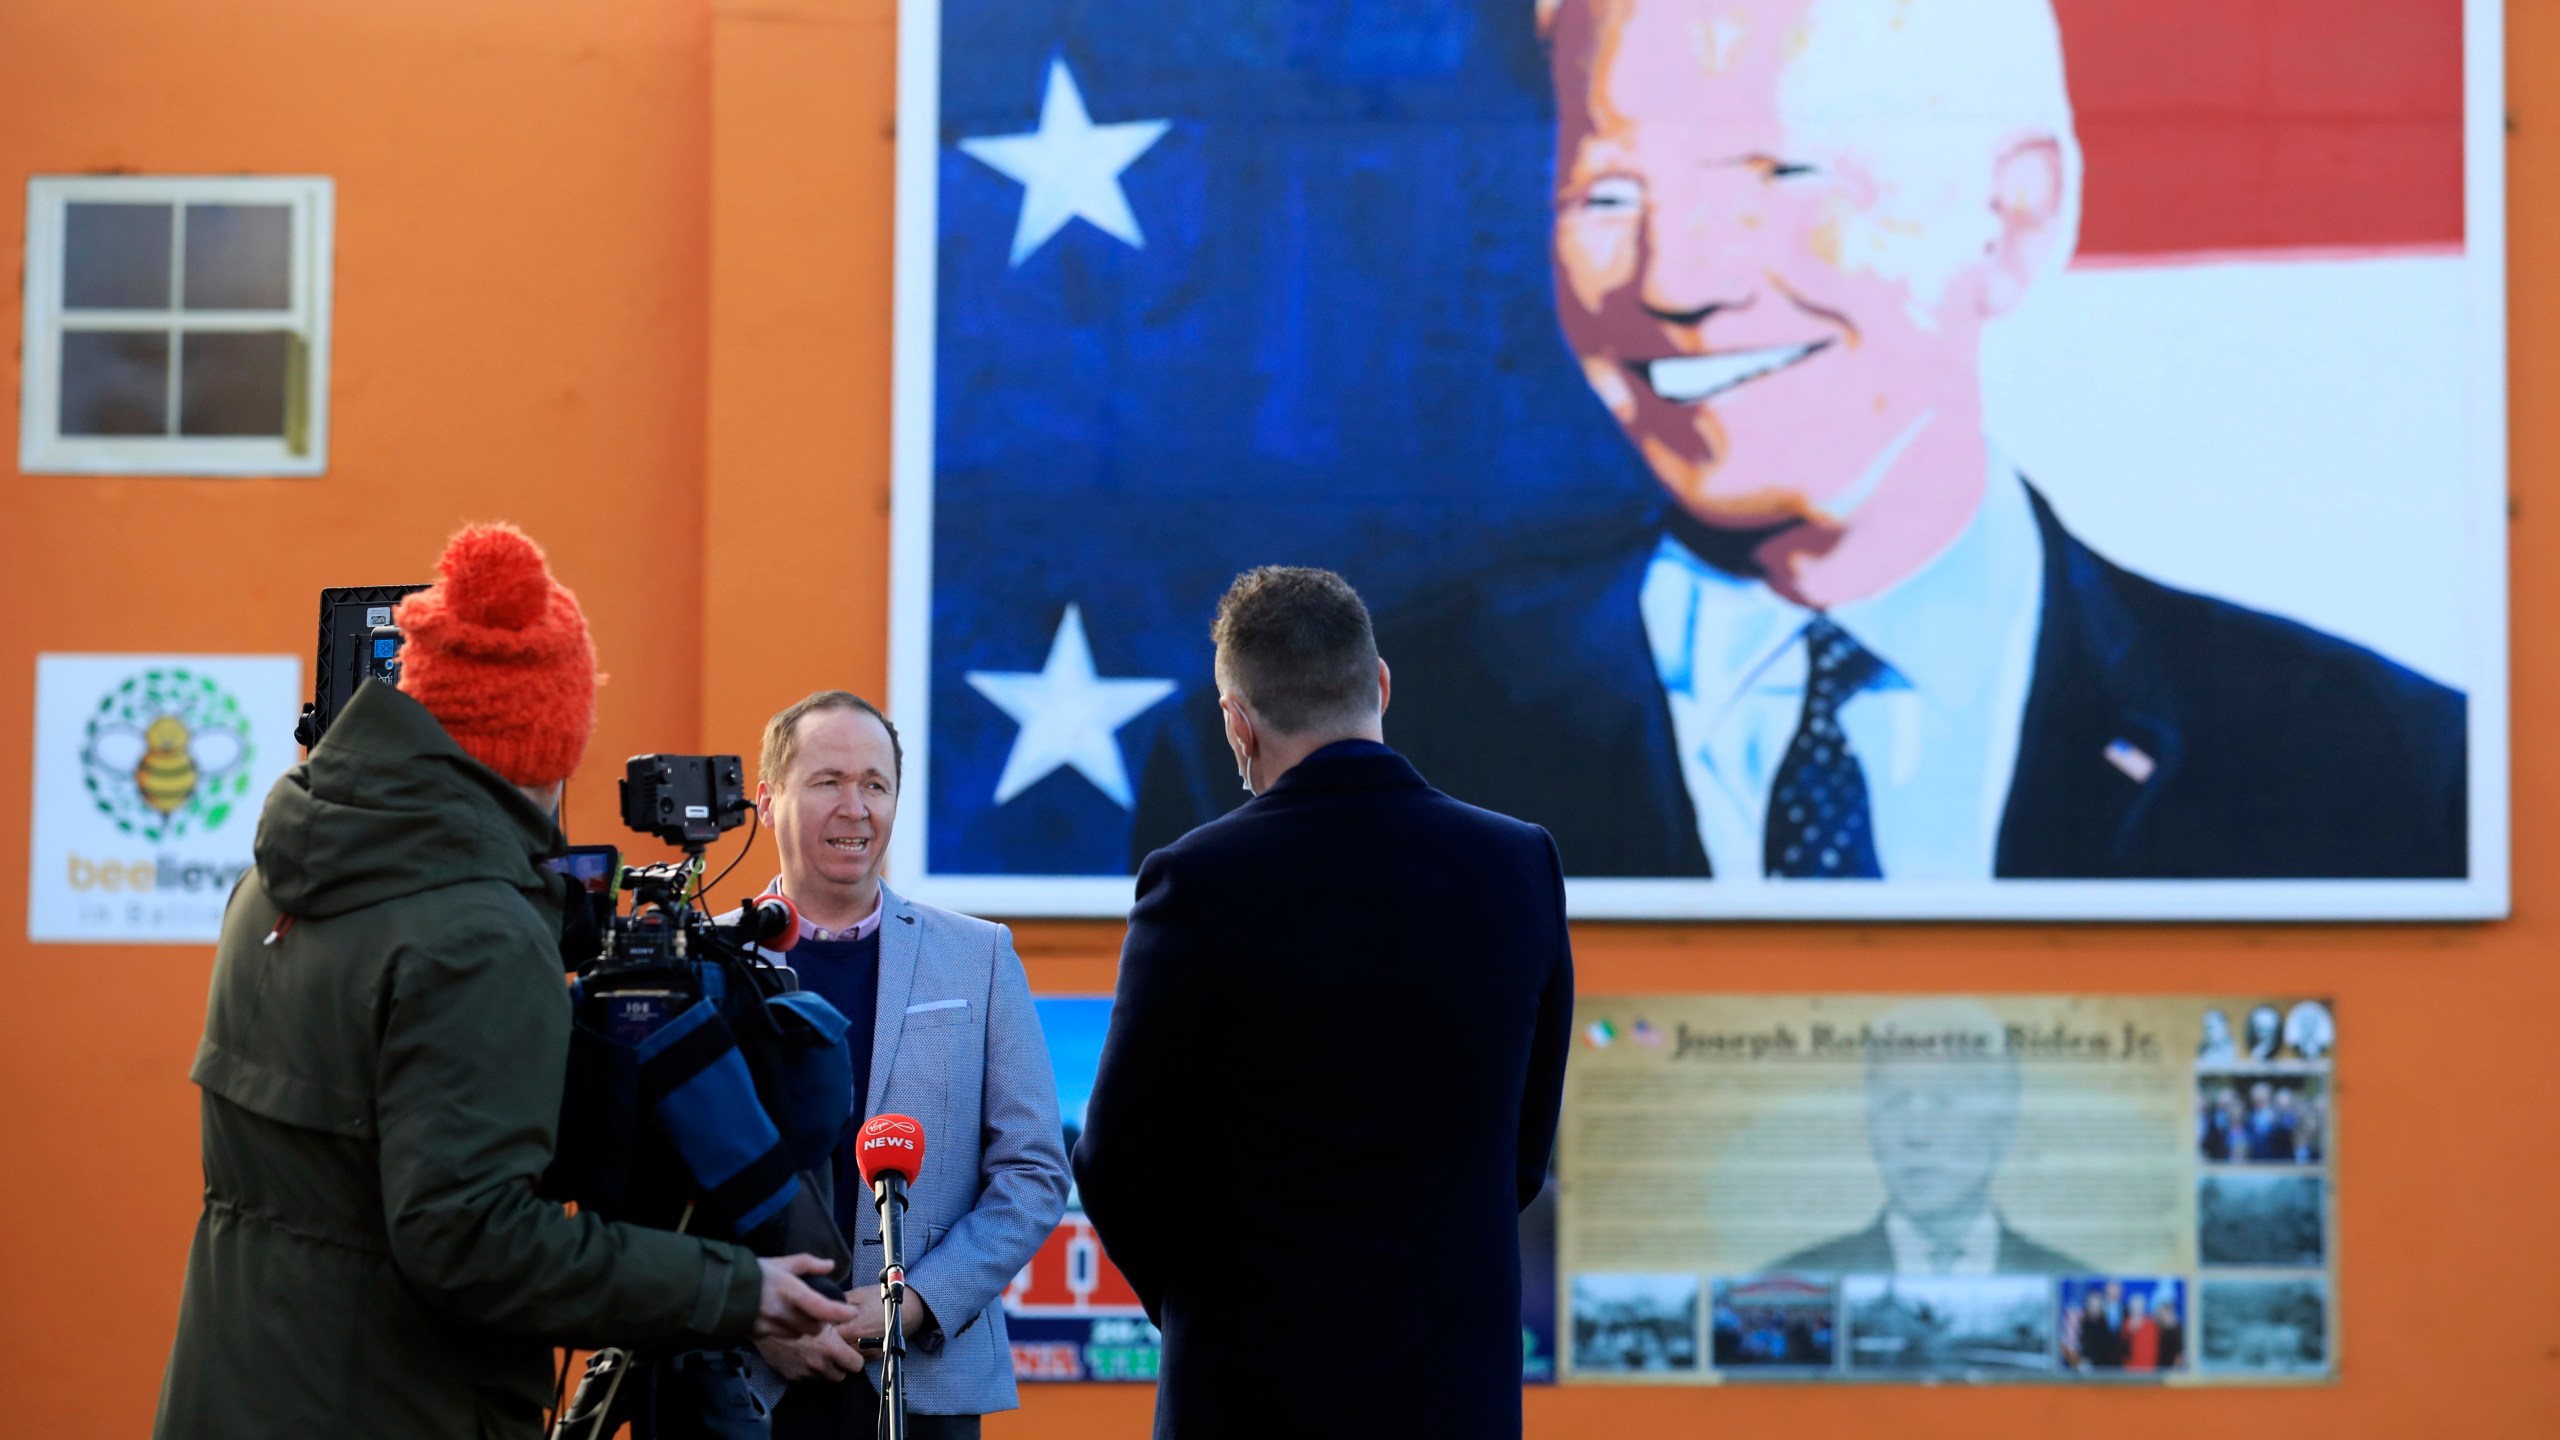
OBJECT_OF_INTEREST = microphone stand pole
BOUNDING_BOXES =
[873,1177,909,1440]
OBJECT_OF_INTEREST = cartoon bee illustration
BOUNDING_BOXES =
[90,713,247,818]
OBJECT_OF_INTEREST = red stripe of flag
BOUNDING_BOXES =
[2058,0,2464,259]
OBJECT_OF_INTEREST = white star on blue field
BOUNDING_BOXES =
[959,58,1172,265]
[966,605,1176,808]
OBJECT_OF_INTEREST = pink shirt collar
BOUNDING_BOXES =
[760,879,884,943]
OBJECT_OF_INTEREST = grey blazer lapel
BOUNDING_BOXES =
[864,883,924,1118]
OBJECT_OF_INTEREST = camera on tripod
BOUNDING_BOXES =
[553,753,777,974]
[544,756,863,1440]
[543,753,851,1246]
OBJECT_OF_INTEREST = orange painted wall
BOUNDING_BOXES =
[0,0,716,1432]
[4,0,2554,1436]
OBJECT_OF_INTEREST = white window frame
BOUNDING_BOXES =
[20,175,334,477]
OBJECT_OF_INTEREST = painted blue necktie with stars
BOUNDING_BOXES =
[1764,617,1885,879]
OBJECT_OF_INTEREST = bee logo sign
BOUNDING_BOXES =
[31,655,299,943]
[81,670,255,842]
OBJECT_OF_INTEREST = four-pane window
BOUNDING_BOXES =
[20,177,333,476]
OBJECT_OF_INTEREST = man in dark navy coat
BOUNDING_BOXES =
[1076,567,1574,1439]
[1137,0,2465,884]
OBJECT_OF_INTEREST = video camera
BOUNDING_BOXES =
[543,753,856,1265]
[543,757,865,1439]
[550,752,782,974]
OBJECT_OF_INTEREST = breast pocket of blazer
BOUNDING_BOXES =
[902,997,972,1031]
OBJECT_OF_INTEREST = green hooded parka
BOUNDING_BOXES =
[154,682,762,1439]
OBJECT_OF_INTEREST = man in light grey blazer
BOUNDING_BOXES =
[740,691,1069,1439]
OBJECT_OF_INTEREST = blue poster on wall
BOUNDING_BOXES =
[1002,997,1160,1382]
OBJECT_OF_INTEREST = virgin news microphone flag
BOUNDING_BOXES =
[856,1113,927,1193]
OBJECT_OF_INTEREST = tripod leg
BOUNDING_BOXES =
[552,1348,636,1440]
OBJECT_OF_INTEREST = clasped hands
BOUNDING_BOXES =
[755,1278,931,1383]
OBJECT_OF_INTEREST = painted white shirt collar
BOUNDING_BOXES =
[1884,1206,2004,1277]
[1638,460,2046,881]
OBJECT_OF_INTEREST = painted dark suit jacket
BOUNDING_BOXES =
[1135,490,2467,879]
[1773,1212,2087,1276]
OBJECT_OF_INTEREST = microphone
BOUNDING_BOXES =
[735,893,799,951]
[854,1112,925,1203]
[853,1114,925,1440]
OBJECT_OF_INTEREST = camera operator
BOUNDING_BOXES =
[154,524,855,1440]
[736,691,1070,1440]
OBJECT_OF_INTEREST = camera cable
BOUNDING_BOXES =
[694,808,760,911]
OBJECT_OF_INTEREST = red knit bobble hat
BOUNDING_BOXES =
[393,522,599,787]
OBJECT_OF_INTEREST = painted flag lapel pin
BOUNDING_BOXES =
[2103,738,2158,784]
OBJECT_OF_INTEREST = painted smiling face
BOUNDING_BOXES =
[1548,0,2072,543]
